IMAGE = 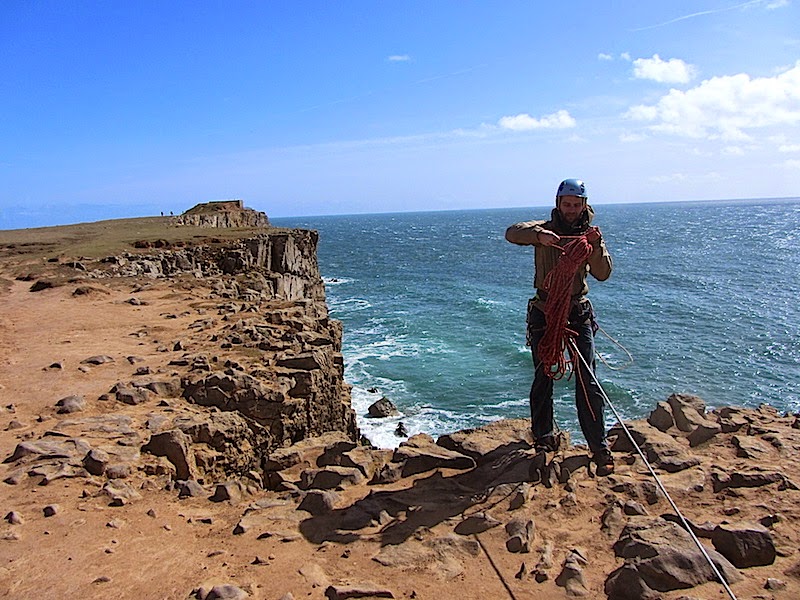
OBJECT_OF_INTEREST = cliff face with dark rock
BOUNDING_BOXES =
[94,230,324,303]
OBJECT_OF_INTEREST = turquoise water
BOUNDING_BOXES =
[274,198,800,448]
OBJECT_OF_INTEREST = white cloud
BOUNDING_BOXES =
[651,173,688,183]
[633,54,697,84]
[779,143,800,152]
[387,54,411,62]
[498,110,576,131]
[722,145,745,155]
[766,0,789,9]
[598,53,613,61]
[620,52,631,62]
[783,158,800,169]
[619,132,647,142]
[626,61,800,140]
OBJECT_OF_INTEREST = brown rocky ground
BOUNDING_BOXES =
[0,218,799,600]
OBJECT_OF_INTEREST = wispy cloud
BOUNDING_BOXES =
[626,61,800,140]
[598,53,614,61]
[497,110,576,131]
[630,0,781,32]
[619,132,647,143]
[633,55,697,84]
[722,145,746,155]
[651,172,689,183]
[387,54,411,62]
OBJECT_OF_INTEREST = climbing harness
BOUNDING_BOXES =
[569,339,739,600]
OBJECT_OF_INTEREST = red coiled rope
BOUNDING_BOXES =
[537,235,593,379]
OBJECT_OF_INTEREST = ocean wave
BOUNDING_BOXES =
[476,297,503,308]
[323,276,354,286]
[344,333,456,363]
[353,397,480,449]
[328,297,372,312]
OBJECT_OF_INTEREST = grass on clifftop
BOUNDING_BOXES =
[0,216,288,263]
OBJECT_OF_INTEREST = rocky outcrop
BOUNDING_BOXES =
[3,386,800,598]
[176,200,270,229]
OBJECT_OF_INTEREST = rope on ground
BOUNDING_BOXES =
[473,532,520,600]
[568,339,738,600]
[538,236,593,379]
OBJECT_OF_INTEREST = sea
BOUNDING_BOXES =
[273,198,800,449]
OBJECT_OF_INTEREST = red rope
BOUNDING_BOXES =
[537,235,593,380]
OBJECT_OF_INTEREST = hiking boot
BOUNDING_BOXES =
[593,448,615,477]
[534,435,558,453]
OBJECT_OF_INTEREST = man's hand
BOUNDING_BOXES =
[538,231,561,247]
[585,226,601,244]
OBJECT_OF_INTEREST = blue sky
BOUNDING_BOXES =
[1,1,799,228]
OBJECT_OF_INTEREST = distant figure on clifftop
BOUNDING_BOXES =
[505,178,615,477]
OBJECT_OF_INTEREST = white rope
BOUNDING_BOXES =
[568,339,738,600]
[594,323,634,371]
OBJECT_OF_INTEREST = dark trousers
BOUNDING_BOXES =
[527,303,608,453]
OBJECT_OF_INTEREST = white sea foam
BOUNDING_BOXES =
[323,276,354,286]
[476,297,502,307]
[352,389,480,449]
[328,297,372,312]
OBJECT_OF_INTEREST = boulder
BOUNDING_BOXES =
[710,468,786,493]
[666,394,720,446]
[437,419,532,465]
[55,395,86,414]
[392,434,475,477]
[297,489,339,515]
[103,480,142,506]
[609,421,699,472]
[80,355,115,365]
[299,466,365,490]
[367,397,398,418]
[115,386,152,406]
[83,448,110,476]
[605,518,741,599]
[141,429,197,480]
[324,582,394,599]
[505,518,535,553]
[555,549,589,596]
[647,402,674,432]
[712,522,776,568]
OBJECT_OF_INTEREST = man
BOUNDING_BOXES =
[505,178,615,476]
